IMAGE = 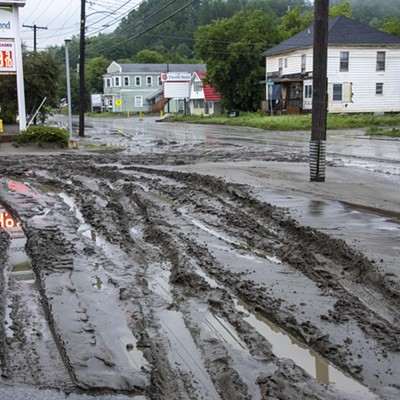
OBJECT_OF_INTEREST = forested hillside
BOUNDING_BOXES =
[2,0,400,119]
[82,0,312,62]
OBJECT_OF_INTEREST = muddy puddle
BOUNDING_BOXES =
[259,190,400,278]
[147,262,221,399]
[234,299,377,398]
[1,206,35,282]
[1,205,36,341]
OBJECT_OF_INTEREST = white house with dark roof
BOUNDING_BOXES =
[103,62,206,113]
[263,16,400,114]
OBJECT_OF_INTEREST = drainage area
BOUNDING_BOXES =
[234,299,377,398]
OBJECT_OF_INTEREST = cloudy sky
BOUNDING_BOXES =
[18,0,139,50]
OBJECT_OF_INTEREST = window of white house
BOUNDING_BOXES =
[376,51,386,71]
[332,84,343,101]
[113,77,121,87]
[108,99,113,107]
[194,99,204,108]
[278,58,283,76]
[340,51,349,71]
[304,84,313,99]
[135,76,141,86]
[123,76,130,86]
[376,83,384,95]
[284,58,288,68]
[105,78,111,88]
[158,76,162,86]
[135,96,143,107]
[193,82,203,92]
[146,76,152,87]
[301,54,306,73]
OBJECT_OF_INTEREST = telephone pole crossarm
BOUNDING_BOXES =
[22,24,47,52]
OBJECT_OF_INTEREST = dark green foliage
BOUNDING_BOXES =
[23,52,60,121]
[0,75,17,123]
[0,52,60,123]
[195,10,281,112]
[14,126,69,148]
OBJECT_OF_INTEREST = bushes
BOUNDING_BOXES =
[14,126,69,148]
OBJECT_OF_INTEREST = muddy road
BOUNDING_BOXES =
[0,118,399,399]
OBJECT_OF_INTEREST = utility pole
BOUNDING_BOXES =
[310,0,329,182]
[22,24,47,52]
[79,0,86,137]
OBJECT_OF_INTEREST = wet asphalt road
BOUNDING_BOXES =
[72,114,400,175]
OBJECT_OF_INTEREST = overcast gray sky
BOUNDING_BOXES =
[18,0,139,50]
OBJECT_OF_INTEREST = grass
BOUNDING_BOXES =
[365,126,400,137]
[84,143,125,152]
[166,112,400,132]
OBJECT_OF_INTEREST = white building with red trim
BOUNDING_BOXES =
[188,70,221,116]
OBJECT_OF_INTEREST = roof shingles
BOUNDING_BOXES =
[263,16,400,56]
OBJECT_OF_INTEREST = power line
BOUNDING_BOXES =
[86,0,195,57]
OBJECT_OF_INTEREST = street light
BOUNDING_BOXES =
[64,38,76,148]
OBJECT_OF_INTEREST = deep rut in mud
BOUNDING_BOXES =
[0,152,399,400]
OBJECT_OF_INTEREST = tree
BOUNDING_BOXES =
[278,5,313,40]
[0,51,60,124]
[0,75,18,123]
[134,49,165,63]
[329,2,353,18]
[23,52,60,122]
[195,10,281,112]
[85,56,110,94]
[379,16,400,38]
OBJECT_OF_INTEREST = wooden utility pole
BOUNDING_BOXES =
[78,0,86,137]
[22,24,47,52]
[310,0,329,182]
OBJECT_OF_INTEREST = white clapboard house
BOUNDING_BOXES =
[263,16,400,114]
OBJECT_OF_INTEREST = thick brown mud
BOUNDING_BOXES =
[0,144,399,399]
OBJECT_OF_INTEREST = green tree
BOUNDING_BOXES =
[134,49,165,63]
[0,52,60,123]
[278,5,313,40]
[86,56,110,94]
[195,10,280,112]
[379,16,400,38]
[329,2,353,18]
[0,75,18,123]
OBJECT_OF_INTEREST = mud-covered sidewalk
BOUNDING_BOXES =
[0,121,399,400]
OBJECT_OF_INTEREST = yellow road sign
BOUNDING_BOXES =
[115,99,122,106]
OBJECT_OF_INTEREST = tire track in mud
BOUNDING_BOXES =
[0,155,399,399]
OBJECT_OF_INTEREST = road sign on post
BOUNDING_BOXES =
[0,1,26,132]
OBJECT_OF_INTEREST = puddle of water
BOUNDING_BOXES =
[179,208,283,265]
[234,299,377,398]
[118,333,149,371]
[159,308,220,400]
[1,207,35,283]
[1,205,36,338]
[91,275,104,290]
[203,311,247,352]
[59,193,96,240]
[4,298,14,337]
[147,262,220,399]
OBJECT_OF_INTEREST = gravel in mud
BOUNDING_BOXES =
[0,124,399,400]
